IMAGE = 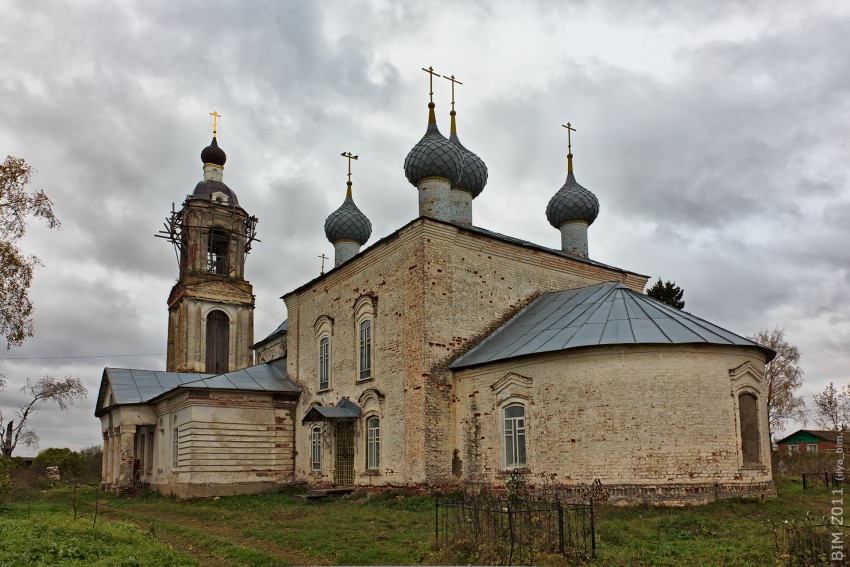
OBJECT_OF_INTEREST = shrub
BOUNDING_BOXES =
[31,448,86,480]
[0,456,11,504]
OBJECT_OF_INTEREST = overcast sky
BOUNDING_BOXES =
[1,1,848,455]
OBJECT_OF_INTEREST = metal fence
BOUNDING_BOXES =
[773,516,850,566]
[802,472,844,490]
[435,494,595,565]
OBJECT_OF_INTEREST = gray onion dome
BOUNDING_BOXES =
[448,112,487,198]
[201,136,227,167]
[324,184,372,245]
[404,103,464,187]
[546,159,600,228]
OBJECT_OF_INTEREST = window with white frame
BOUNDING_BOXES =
[788,444,799,453]
[311,427,322,471]
[367,417,380,469]
[808,444,818,453]
[503,404,527,468]
[359,319,372,381]
[172,426,179,469]
[319,337,330,391]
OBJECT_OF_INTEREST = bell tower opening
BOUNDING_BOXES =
[207,228,230,275]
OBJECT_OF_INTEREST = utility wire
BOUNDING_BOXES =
[0,353,166,361]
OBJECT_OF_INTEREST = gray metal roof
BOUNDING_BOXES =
[252,318,288,350]
[302,397,361,423]
[181,358,300,394]
[97,358,300,415]
[450,281,771,369]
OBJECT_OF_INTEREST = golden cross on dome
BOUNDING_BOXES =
[340,151,359,184]
[319,253,329,275]
[561,122,576,154]
[442,74,462,111]
[421,66,441,103]
[210,111,221,137]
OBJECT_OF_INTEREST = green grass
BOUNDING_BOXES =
[0,489,195,566]
[1,477,840,566]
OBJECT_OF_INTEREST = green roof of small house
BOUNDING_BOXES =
[775,429,842,445]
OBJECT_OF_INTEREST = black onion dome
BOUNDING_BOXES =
[546,169,599,228]
[404,103,464,187]
[324,188,372,245]
[191,180,239,205]
[449,132,488,198]
[201,136,227,167]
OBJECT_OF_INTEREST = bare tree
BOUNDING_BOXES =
[748,327,805,438]
[0,155,60,348]
[812,381,850,430]
[0,376,87,457]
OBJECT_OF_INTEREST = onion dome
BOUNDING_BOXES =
[404,103,464,187]
[448,110,487,198]
[324,183,372,245]
[201,136,227,167]
[546,155,599,228]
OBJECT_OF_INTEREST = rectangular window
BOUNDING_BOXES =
[504,405,527,468]
[172,427,179,469]
[311,427,322,471]
[319,337,330,391]
[808,444,818,453]
[359,319,372,381]
[788,444,799,453]
[367,417,380,469]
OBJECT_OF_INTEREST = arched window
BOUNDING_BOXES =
[359,319,372,381]
[367,417,380,469]
[504,404,527,468]
[207,228,229,275]
[739,392,762,465]
[311,427,322,471]
[319,337,330,391]
[205,310,230,374]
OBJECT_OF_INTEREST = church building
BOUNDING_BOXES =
[95,79,775,504]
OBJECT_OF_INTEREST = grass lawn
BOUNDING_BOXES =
[1,476,842,566]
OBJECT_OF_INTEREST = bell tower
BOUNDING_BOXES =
[158,115,258,373]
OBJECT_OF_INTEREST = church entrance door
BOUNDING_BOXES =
[335,421,355,486]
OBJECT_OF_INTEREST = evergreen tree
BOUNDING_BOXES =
[645,278,685,309]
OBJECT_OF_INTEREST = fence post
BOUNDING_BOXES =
[825,472,830,488]
[590,498,597,558]
[802,473,807,490]
[557,500,564,554]
[508,504,515,566]
[434,496,439,550]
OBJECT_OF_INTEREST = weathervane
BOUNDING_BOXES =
[421,66,441,103]
[442,74,462,111]
[210,111,221,137]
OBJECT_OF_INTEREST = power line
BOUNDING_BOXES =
[0,353,166,361]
